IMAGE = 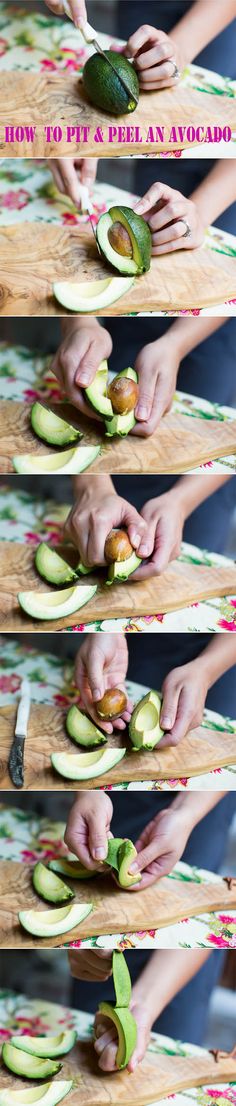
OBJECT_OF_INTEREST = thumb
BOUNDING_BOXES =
[86,643,106,702]
[88,813,110,862]
[134,362,156,423]
[76,337,106,387]
[81,158,98,187]
[160,679,180,732]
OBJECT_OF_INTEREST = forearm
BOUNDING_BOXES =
[72,475,115,500]
[195,635,236,687]
[165,316,227,363]
[61,317,103,339]
[190,162,236,228]
[132,950,211,1023]
[171,791,226,833]
[171,473,231,520]
[172,0,236,66]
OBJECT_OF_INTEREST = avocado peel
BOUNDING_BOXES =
[83,51,139,116]
[105,837,141,887]
[96,206,151,276]
[129,690,164,750]
[99,951,137,1069]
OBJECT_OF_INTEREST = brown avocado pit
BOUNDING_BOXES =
[97,687,127,720]
[104,529,133,564]
[108,376,139,415]
[108,221,133,258]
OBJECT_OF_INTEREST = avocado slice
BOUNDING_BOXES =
[32,862,75,904]
[53,276,135,313]
[35,544,79,587]
[66,705,107,748]
[18,902,93,938]
[51,746,126,780]
[10,1030,76,1059]
[83,51,139,115]
[85,359,113,419]
[2,1043,61,1080]
[129,690,164,750]
[98,1003,137,1069]
[96,207,151,276]
[18,583,97,621]
[31,403,82,448]
[113,950,132,1008]
[106,550,141,584]
[105,838,141,888]
[48,858,95,879]
[13,444,100,476]
[0,1083,73,1106]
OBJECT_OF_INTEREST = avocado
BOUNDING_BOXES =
[51,746,126,780]
[2,1043,61,1080]
[32,861,75,904]
[113,950,132,1008]
[106,549,141,583]
[10,1030,77,1059]
[105,368,137,437]
[96,206,151,276]
[83,51,139,115]
[85,359,113,419]
[0,1083,73,1106]
[48,858,95,879]
[66,704,107,748]
[18,902,93,938]
[53,275,135,313]
[105,837,141,888]
[129,690,164,750]
[31,403,82,448]
[18,583,97,621]
[35,544,78,587]
[13,444,100,476]
[98,1003,137,1069]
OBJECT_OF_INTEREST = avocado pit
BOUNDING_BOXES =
[108,375,139,414]
[108,221,133,258]
[97,687,127,720]
[104,529,133,563]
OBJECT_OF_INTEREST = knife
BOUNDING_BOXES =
[63,4,139,106]
[8,677,31,789]
[78,184,102,253]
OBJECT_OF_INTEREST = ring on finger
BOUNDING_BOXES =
[180,219,191,238]
[169,59,180,78]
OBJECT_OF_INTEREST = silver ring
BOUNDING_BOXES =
[181,219,191,239]
[170,60,180,78]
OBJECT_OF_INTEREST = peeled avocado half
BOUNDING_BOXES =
[31,403,82,448]
[18,902,93,938]
[35,544,79,586]
[83,50,139,115]
[51,746,126,781]
[129,690,164,750]
[86,364,138,437]
[13,444,100,476]
[0,1083,73,1106]
[53,276,135,313]
[10,1029,76,1059]
[2,1043,61,1080]
[32,861,75,904]
[96,206,151,275]
[18,584,97,621]
[66,704,107,747]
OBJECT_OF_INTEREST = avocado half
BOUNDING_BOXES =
[106,549,141,584]
[86,363,138,438]
[0,1083,73,1106]
[31,403,82,448]
[2,1043,61,1081]
[32,861,75,905]
[66,704,107,748]
[98,1003,137,1069]
[96,206,152,276]
[105,837,141,888]
[129,690,164,750]
[10,1029,77,1059]
[83,51,139,116]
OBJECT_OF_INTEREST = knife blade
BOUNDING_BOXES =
[8,677,31,789]
[63,5,138,106]
[79,184,101,254]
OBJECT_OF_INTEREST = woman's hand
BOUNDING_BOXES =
[127,806,191,890]
[64,792,113,867]
[69,950,113,982]
[124,24,182,90]
[48,158,98,206]
[158,659,210,748]
[64,490,150,567]
[134,184,204,255]
[51,321,112,411]
[132,334,179,435]
[75,634,131,733]
[94,1001,152,1072]
[133,489,185,580]
[45,1,86,27]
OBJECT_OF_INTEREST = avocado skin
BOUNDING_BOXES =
[98,1003,137,1068]
[129,690,164,749]
[83,51,139,115]
[97,206,151,275]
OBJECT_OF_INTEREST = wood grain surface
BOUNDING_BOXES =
[1,1038,236,1104]
[1,401,236,474]
[0,861,235,948]
[0,71,235,156]
[0,705,235,790]
[1,542,236,630]
[0,224,235,316]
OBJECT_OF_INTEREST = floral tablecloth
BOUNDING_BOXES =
[1,999,234,1106]
[0,158,236,317]
[0,0,235,159]
[0,485,236,633]
[1,635,236,791]
[1,341,236,475]
[0,804,235,948]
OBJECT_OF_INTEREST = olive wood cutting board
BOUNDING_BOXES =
[0,861,235,948]
[1,1039,236,1105]
[0,224,235,316]
[0,541,236,631]
[0,704,235,789]
[1,400,236,474]
[0,71,235,157]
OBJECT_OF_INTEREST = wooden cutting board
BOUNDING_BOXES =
[0,861,235,948]
[0,704,235,789]
[0,224,235,316]
[1,542,236,631]
[1,1039,236,1105]
[0,71,235,157]
[1,401,236,475]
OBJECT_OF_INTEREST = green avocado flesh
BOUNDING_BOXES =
[96,206,151,275]
[66,704,107,747]
[35,544,78,586]
[18,902,93,938]
[48,858,95,879]
[31,403,82,448]
[98,1003,137,1069]
[32,861,75,904]
[107,550,141,583]
[2,1043,61,1080]
[18,584,97,621]
[113,950,131,1008]
[129,690,164,749]
[85,359,112,418]
[10,1030,76,1059]
[105,838,141,887]
[13,444,100,476]
[0,1083,73,1106]
[83,51,139,115]
[51,746,126,781]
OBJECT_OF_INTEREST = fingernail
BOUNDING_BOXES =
[93,688,102,701]
[94,847,107,860]
[136,405,148,420]
[76,371,90,385]
[134,200,145,213]
[131,532,141,546]
[139,545,150,557]
[129,861,138,873]
[161,716,171,728]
